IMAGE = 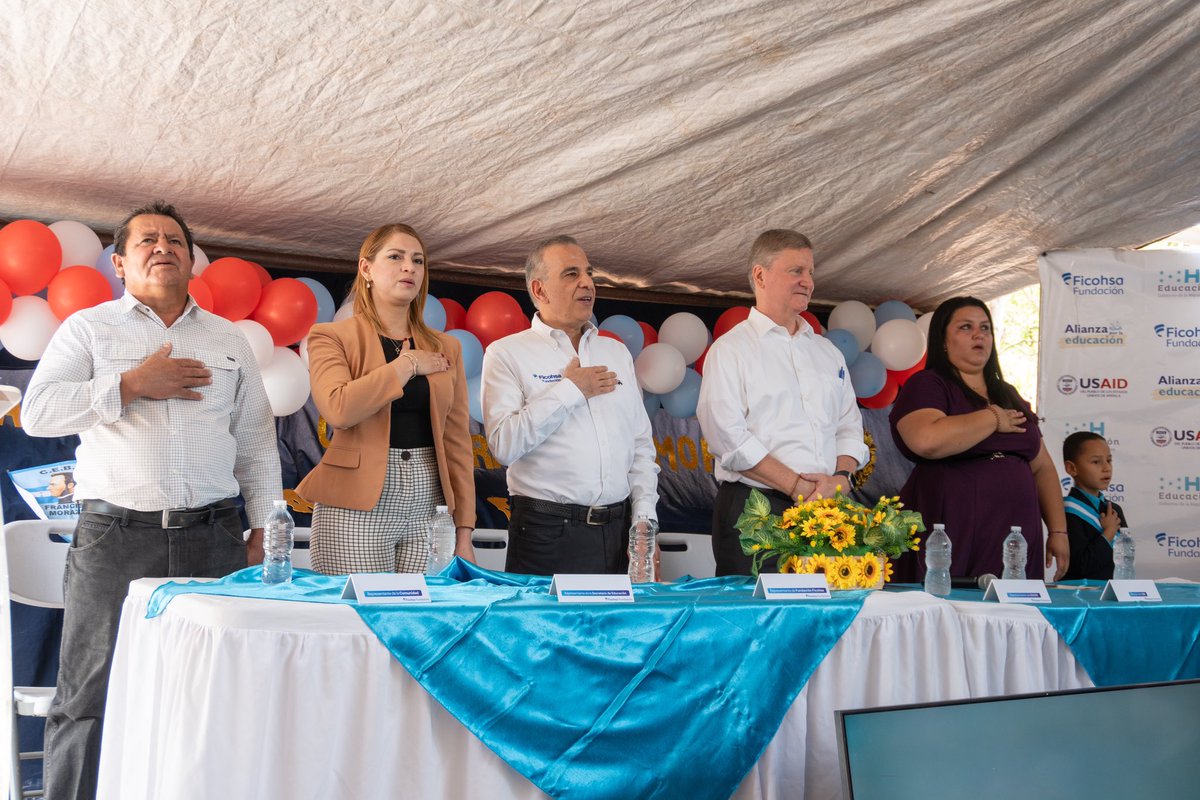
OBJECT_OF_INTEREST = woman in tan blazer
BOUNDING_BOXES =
[298,223,476,573]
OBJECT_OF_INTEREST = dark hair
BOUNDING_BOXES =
[1063,431,1106,463]
[925,296,1023,410]
[113,200,194,260]
[50,471,74,484]
[747,229,813,290]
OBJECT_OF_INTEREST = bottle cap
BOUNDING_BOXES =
[436,505,449,513]
[933,523,945,530]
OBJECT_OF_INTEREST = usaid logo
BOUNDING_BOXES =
[1057,375,1077,395]
[1156,268,1200,297]
[1060,271,1126,296]
[1058,375,1128,398]
[1154,323,1200,349]
[1149,425,1200,449]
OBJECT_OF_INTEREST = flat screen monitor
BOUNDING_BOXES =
[836,679,1199,800]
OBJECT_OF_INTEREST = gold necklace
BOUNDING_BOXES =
[383,335,412,359]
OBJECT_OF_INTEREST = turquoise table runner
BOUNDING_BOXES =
[147,560,868,800]
[891,581,1200,687]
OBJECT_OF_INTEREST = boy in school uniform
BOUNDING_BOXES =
[1061,431,1128,581]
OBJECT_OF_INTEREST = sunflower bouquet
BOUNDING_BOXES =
[735,488,925,589]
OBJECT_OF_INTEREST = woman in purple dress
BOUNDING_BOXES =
[889,297,1069,581]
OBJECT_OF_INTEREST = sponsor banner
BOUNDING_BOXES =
[1040,249,1200,580]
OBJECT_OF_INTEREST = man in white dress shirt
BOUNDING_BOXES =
[697,229,868,576]
[22,201,281,800]
[481,235,659,575]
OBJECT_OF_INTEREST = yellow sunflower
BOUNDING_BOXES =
[806,554,830,574]
[781,507,804,529]
[859,555,881,587]
[828,524,857,552]
[829,555,862,590]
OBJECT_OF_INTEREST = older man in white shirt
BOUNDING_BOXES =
[481,235,659,575]
[697,229,868,576]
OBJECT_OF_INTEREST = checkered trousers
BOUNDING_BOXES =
[310,447,445,574]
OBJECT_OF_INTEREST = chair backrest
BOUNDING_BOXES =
[471,528,509,572]
[657,531,716,581]
[2,520,71,608]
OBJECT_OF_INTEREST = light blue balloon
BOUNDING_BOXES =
[467,375,483,424]
[94,244,123,299]
[297,277,336,324]
[642,390,661,419]
[824,328,861,367]
[661,368,702,419]
[423,295,446,332]
[447,328,484,379]
[599,314,645,358]
[848,352,886,398]
[874,300,916,327]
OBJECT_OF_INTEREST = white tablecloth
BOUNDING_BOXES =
[96,582,1092,800]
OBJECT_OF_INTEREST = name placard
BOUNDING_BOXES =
[1101,579,1163,603]
[549,574,634,603]
[341,573,431,604]
[753,573,832,601]
[983,578,1051,604]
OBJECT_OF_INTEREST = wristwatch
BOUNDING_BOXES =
[833,470,852,479]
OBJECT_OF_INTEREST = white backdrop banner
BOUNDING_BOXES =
[1039,249,1200,581]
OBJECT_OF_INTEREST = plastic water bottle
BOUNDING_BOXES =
[1002,526,1027,580]
[425,505,456,575]
[1113,527,1135,580]
[262,499,294,585]
[627,513,659,583]
[923,524,952,597]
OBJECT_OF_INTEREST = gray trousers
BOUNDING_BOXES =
[44,504,247,800]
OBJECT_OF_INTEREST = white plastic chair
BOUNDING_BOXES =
[470,528,509,572]
[1,520,71,800]
[657,532,716,581]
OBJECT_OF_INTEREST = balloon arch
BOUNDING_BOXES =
[0,219,930,417]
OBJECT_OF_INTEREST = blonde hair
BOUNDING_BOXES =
[352,223,442,352]
[747,229,813,290]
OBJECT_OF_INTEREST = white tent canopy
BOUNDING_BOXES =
[3,0,1198,308]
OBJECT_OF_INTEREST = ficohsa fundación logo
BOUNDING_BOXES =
[1060,271,1126,296]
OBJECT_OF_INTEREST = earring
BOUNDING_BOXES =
[366,280,373,289]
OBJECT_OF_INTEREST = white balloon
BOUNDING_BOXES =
[260,347,310,416]
[870,319,926,371]
[657,312,709,365]
[0,296,61,360]
[634,342,687,394]
[49,220,104,270]
[333,302,354,322]
[916,312,934,338]
[192,244,210,275]
[234,319,275,369]
[828,300,876,351]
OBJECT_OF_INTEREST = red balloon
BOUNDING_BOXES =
[0,277,12,326]
[597,329,623,342]
[441,298,467,331]
[200,258,262,321]
[465,291,529,348]
[693,344,711,375]
[713,306,751,339]
[248,261,272,286]
[189,278,214,313]
[47,266,113,320]
[252,278,319,346]
[858,376,900,409]
[888,353,927,387]
[638,321,658,347]
[0,220,63,296]
[800,310,824,334]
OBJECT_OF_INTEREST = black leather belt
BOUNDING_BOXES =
[512,496,629,526]
[82,499,237,530]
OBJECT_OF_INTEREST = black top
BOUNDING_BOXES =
[1062,486,1128,581]
[379,335,435,449]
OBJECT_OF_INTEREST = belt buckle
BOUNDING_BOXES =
[585,506,606,526]
[161,508,186,529]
